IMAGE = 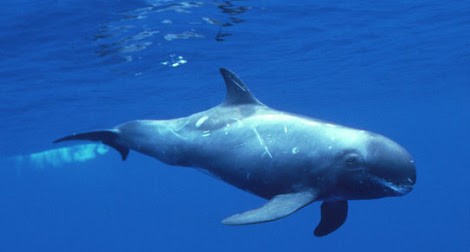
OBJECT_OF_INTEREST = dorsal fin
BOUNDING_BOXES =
[220,68,263,106]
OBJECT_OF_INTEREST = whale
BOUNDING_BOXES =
[54,68,416,236]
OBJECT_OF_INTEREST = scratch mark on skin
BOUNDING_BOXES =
[233,118,244,126]
[223,123,231,135]
[292,147,299,154]
[169,128,186,140]
[229,76,247,91]
[262,149,273,158]
[202,130,211,137]
[284,126,288,134]
[172,119,191,132]
[195,116,209,128]
[252,126,263,146]
[252,126,273,159]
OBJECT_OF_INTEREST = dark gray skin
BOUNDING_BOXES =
[55,68,416,236]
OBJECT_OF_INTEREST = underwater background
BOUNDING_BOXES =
[0,0,469,251]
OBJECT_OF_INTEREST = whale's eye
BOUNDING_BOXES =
[344,153,362,168]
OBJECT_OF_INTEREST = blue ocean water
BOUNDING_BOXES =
[1,0,469,251]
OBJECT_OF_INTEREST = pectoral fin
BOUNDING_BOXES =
[314,200,348,237]
[222,191,317,225]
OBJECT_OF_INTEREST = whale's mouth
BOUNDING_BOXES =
[372,177,414,196]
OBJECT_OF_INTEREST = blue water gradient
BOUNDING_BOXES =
[0,0,469,251]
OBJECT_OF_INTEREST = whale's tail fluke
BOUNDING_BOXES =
[54,130,129,160]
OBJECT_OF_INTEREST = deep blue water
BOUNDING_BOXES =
[1,0,469,251]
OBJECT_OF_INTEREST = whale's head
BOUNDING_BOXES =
[334,132,416,200]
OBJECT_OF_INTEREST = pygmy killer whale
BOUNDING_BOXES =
[54,68,416,236]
